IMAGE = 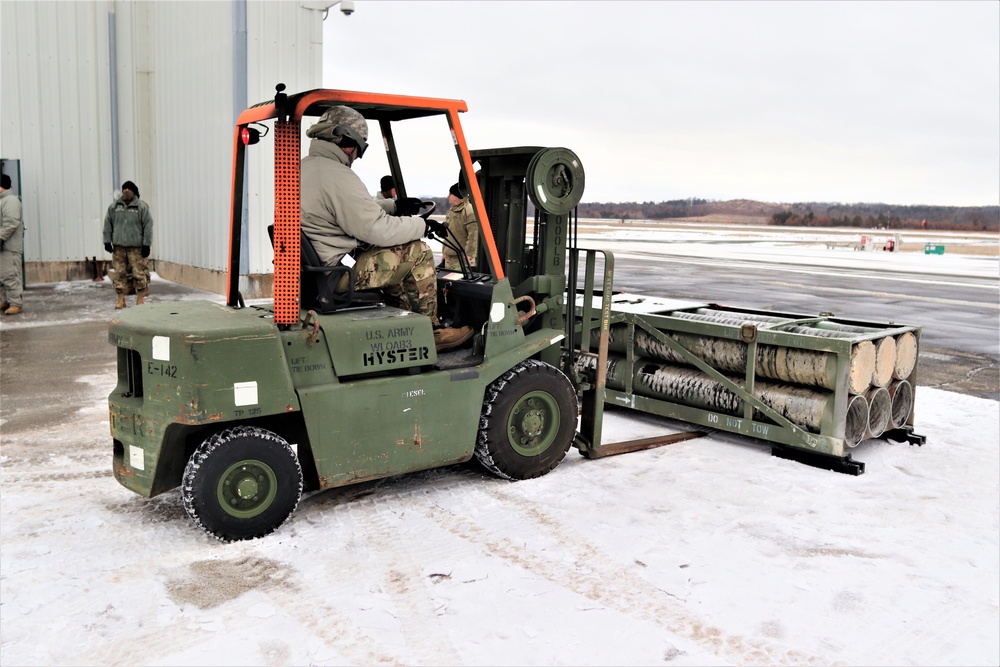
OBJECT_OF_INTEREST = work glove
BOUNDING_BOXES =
[395,197,424,217]
[424,219,449,239]
[141,245,151,258]
[104,242,114,253]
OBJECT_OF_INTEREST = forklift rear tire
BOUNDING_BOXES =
[181,426,303,542]
[476,360,578,480]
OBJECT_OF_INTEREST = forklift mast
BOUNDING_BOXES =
[470,146,587,368]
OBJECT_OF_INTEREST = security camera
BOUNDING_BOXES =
[340,0,354,15]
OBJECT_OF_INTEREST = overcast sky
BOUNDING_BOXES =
[322,1,999,207]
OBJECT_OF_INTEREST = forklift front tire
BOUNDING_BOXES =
[476,360,578,480]
[181,426,303,542]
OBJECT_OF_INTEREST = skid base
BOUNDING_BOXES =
[771,446,865,475]
[884,428,927,446]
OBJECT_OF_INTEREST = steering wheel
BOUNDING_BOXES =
[417,200,437,219]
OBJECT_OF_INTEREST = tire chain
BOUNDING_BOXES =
[181,425,303,541]
[474,359,574,480]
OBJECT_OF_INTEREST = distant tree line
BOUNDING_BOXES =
[770,203,998,231]
[575,198,711,221]
[427,193,998,232]
[571,199,997,231]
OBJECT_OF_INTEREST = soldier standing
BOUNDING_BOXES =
[103,180,153,309]
[441,182,478,271]
[0,174,24,316]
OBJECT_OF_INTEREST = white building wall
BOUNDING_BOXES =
[245,1,328,277]
[1,0,115,264]
[0,0,324,289]
[145,0,236,273]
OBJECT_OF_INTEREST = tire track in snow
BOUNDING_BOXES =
[73,552,405,666]
[351,498,467,666]
[418,491,830,666]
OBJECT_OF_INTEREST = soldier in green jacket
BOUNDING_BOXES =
[0,174,24,315]
[103,180,153,309]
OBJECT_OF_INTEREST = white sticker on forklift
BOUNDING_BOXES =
[491,302,505,323]
[152,336,170,361]
[129,445,144,471]
[234,381,259,406]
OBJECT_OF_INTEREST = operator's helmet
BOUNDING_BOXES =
[306,105,369,158]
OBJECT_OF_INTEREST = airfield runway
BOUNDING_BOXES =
[576,220,999,400]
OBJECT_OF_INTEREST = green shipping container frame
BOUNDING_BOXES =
[572,288,926,476]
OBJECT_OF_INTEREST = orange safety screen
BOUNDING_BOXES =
[273,121,301,325]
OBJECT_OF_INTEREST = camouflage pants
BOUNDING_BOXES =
[0,250,23,307]
[346,240,438,322]
[111,246,149,294]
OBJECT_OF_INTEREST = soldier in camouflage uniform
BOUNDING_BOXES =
[441,183,478,271]
[300,106,472,352]
[103,181,153,309]
[0,174,24,315]
[349,241,438,317]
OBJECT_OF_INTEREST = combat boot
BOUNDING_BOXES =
[115,292,126,309]
[4,305,22,316]
[136,289,147,305]
[433,325,473,352]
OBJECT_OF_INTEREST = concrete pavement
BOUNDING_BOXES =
[1,263,994,449]
[0,275,221,436]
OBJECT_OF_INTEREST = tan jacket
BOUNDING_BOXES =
[300,139,425,266]
[0,190,24,254]
[442,197,478,269]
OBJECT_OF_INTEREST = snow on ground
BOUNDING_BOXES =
[0,386,997,666]
[1,228,998,666]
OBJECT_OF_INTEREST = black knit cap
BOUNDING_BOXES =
[380,175,395,191]
[449,183,463,199]
[122,181,139,197]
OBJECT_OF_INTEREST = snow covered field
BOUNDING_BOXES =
[1,228,997,666]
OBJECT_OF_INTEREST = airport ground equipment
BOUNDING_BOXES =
[108,85,925,541]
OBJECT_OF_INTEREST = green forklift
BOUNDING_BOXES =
[109,85,615,541]
[109,85,925,542]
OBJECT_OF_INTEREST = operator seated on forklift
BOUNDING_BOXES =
[300,106,473,352]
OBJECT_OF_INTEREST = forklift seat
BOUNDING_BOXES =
[268,225,383,314]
